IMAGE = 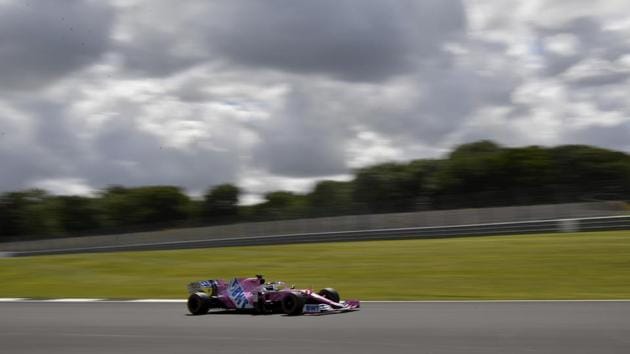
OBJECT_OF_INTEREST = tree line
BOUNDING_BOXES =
[1,140,629,240]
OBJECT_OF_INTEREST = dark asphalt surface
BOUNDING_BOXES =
[1,301,629,354]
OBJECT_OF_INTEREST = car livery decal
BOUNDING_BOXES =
[199,280,216,288]
[187,279,218,294]
[228,278,252,309]
[303,304,321,313]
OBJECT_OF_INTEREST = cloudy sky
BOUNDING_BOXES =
[1,0,629,203]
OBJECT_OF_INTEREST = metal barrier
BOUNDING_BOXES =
[4,215,629,257]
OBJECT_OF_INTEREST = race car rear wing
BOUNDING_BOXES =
[187,279,219,295]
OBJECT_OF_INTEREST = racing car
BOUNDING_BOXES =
[186,275,360,316]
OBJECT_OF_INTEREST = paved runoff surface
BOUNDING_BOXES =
[1,301,629,354]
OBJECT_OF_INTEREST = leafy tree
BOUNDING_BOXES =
[100,186,135,228]
[133,186,191,224]
[52,196,102,233]
[202,184,240,222]
[435,141,630,207]
[434,141,506,208]
[449,140,501,159]
[498,146,555,204]
[406,159,443,209]
[0,189,54,238]
[256,191,308,220]
[307,180,354,216]
[549,145,630,201]
[2,140,629,239]
[353,162,426,213]
[101,185,190,227]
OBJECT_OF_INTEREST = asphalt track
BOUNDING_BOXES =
[1,301,629,354]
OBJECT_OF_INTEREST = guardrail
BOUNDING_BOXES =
[3,215,628,257]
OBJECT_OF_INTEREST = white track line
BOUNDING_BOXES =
[127,299,184,303]
[362,300,630,303]
[46,298,104,302]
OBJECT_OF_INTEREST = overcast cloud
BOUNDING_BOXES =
[0,0,629,203]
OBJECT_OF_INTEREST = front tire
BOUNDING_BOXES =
[187,292,211,315]
[318,288,340,303]
[281,293,305,316]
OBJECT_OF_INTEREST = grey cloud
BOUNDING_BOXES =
[0,100,81,192]
[28,102,84,162]
[206,0,465,81]
[116,31,203,78]
[3,0,630,198]
[538,17,630,77]
[0,138,57,192]
[588,90,628,112]
[0,0,114,90]
[0,148,51,192]
[87,117,238,192]
[365,62,517,145]
[538,18,596,76]
[251,86,349,177]
[566,70,630,87]
[567,122,630,152]
[249,35,521,176]
[116,0,466,81]
[0,97,239,194]
[249,48,520,177]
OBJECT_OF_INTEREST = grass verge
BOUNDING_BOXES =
[1,231,629,300]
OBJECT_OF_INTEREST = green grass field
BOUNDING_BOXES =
[1,231,629,300]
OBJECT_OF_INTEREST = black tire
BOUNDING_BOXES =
[281,293,305,316]
[187,292,211,315]
[318,288,340,303]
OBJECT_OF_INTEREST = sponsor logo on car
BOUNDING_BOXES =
[199,280,216,288]
[228,278,251,308]
[303,304,321,313]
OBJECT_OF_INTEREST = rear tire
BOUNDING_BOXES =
[281,293,305,316]
[187,292,211,315]
[318,288,340,303]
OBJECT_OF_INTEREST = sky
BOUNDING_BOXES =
[0,0,629,204]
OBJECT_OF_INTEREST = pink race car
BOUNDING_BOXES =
[186,275,360,316]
